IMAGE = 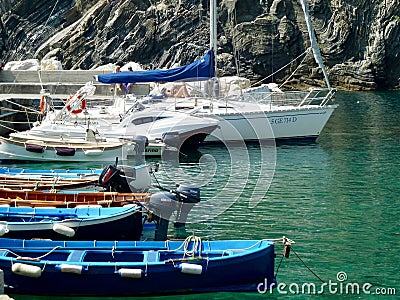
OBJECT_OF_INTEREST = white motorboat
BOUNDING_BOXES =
[111,108,220,150]
[14,83,165,157]
[31,95,219,154]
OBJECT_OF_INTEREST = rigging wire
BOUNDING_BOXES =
[43,0,61,32]
[231,8,241,77]
[251,48,310,88]
[278,48,310,89]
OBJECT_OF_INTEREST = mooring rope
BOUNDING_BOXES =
[0,122,17,132]
[158,234,202,255]
[183,235,202,258]
[274,251,285,278]
[291,247,325,283]
[20,246,62,261]
[1,98,40,114]
[0,245,61,261]
[0,106,40,115]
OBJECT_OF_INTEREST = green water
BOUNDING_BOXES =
[7,91,400,299]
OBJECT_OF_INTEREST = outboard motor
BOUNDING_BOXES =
[98,164,131,192]
[99,159,200,241]
[98,163,151,193]
[146,184,200,241]
[174,185,200,229]
[132,135,148,166]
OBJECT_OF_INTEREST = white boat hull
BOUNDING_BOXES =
[144,142,165,157]
[0,137,136,162]
[200,105,337,142]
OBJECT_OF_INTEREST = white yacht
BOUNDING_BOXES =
[96,0,337,144]
[137,81,336,143]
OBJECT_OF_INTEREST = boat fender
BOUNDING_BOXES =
[12,262,42,278]
[25,143,44,153]
[177,263,203,275]
[283,236,292,258]
[118,268,143,278]
[0,223,9,236]
[56,264,83,274]
[283,244,291,258]
[52,223,75,237]
[55,147,76,156]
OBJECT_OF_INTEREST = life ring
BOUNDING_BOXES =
[66,95,86,114]
[39,96,46,114]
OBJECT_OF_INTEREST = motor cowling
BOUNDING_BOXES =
[176,185,200,203]
[98,165,131,192]
[131,135,148,165]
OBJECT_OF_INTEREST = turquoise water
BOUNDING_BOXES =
[6,91,400,299]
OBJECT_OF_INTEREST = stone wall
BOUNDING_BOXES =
[0,0,399,90]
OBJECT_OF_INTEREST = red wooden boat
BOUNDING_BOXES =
[0,189,151,207]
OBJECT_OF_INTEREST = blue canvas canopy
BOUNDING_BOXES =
[97,50,215,84]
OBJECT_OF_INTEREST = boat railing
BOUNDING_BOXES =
[239,88,336,108]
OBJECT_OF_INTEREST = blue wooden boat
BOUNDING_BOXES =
[0,166,102,179]
[0,205,144,241]
[0,236,276,296]
[0,174,98,190]
[0,165,101,190]
[0,163,151,192]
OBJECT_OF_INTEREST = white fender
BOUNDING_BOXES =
[0,223,9,236]
[56,264,83,274]
[52,223,75,237]
[118,268,143,278]
[178,263,203,275]
[12,263,42,278]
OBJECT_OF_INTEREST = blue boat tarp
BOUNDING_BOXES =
[97,50,215,84]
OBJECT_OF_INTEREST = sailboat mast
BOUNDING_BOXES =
[210,0,218,77]
[300,0,331,89]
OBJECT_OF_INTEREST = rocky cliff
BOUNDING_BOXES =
[0,0,399,90]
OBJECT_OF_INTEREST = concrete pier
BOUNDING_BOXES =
[0,70,150,96]
[0,70,150,136]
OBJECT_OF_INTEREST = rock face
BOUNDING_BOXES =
[0,0,399,90]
